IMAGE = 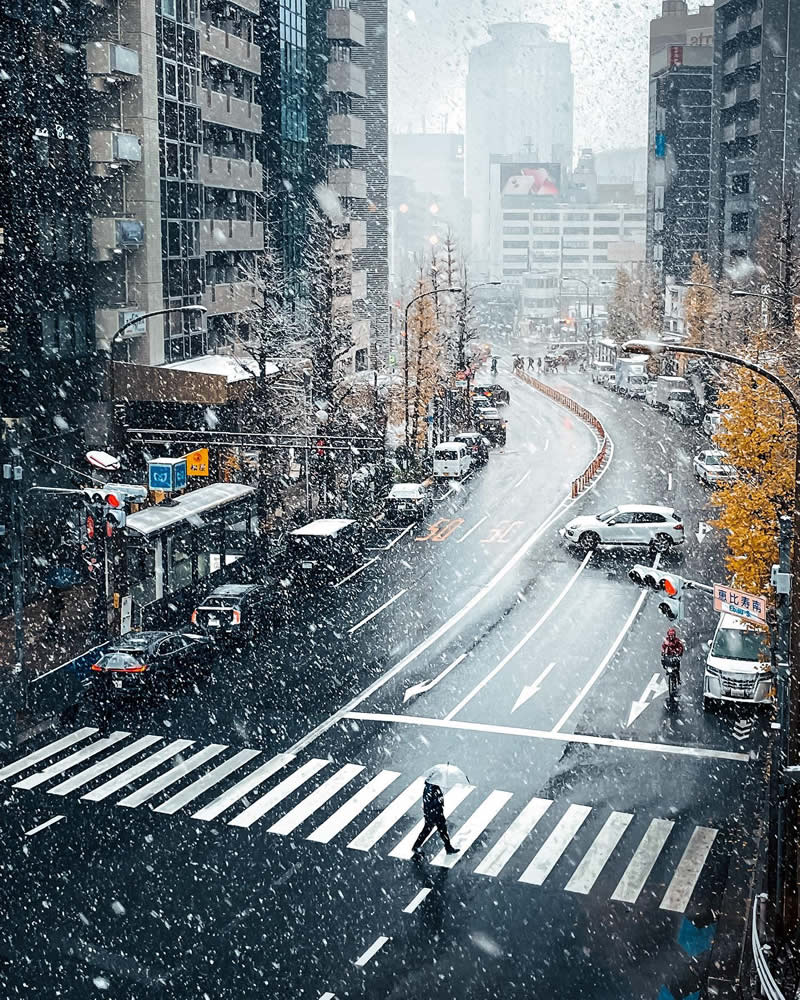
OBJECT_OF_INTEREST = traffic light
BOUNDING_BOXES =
[628,564,685,621]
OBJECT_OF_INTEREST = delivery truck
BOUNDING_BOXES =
[615,356,649,398]
[652,375,689,409]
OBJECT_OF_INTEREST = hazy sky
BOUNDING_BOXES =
[389,0,664,154]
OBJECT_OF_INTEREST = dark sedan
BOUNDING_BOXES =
[475,383,510,405]
[89,629,215,695]
[191,582,288,639]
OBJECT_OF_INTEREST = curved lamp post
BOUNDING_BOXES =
[625,337,800,932]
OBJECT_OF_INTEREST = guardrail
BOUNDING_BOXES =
[514,370,609,497]
[752,894,786,999]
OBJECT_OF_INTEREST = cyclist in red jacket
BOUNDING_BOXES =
[661,628,685,685]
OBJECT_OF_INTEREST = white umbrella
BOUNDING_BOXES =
[423,763,469,791]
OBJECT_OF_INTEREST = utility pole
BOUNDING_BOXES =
[4,424,27,716]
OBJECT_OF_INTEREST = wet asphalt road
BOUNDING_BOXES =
[0,360,766,999]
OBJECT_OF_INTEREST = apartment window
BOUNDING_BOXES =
[503,241,529,249]
[503,226,529,235]
[731,173,750,194]
[354,348,368,371]
[563,239,588,249]
[161,0,176,17]
[624,213,645,221]
[654,186,665,210]
[594,213,619,221]
[503,212,529,221]
[532,213,560,221]
[163,60,178,98]
[653,244,664,262]
[532,241,559,249]
[565,213,589,221]
[594,227,620,235]
[731,212,749,232]
[532,226,560,234]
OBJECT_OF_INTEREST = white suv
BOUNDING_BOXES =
[560,504,685,553]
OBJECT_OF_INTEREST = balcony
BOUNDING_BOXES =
[92,218,145,262]
[327,60,366,97]
[351,269,367,300]
[327,8,365,46]
[89,130,142,175]
[200,218,264,252]
[328,167,367,199]
[328,113,366,149]
[86,41,139,91]
[199,154,263,191]
[200,23,261,74]
[200,88,262,133]
[202,281,262,316]
[228,0,259,12]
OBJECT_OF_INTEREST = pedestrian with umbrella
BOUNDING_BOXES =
[411,764,467,859]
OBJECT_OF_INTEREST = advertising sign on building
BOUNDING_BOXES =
[148,457,188,493]
[500,162,561,199]
[669,45,683,67]
[186,449,209,477]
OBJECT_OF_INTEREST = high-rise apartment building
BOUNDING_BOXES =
[646,1,714,286]
[465,22,573,275]
[708,0,800,275]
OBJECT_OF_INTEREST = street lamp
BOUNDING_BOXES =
[625,337,800,932]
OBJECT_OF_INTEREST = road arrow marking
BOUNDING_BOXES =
[512,661,557,712]
[625,672,668,727]
[732,719,752,741]
[403,653,467,704]
[695,521,712,544]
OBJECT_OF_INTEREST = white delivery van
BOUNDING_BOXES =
[703,612,774,710]
[433,442,471,480]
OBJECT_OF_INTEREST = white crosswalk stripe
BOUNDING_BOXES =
[117,744,229,809]
[228,758,330,829]
[14,732,131,790]
[82,739,196,803]
[611,818,674,904]
[0,729,722,912]
[306,769,401,844]
[564,811,633,895]
[268,763,365,836]
[519,804,592,885]
[0,727,98,782]
[474,795,552,877]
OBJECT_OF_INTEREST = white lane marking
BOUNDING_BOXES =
[456,515,489,543]
[512,661,558,713]
[155,748,261,815]
[354,935,390,967]
[551,557,659,733]
[611,818,674,903]
[657,440,667,456]
[192,753,296,822]
[348,777,427,852]
[367,523,416,552]
[403,887,431,913]
[389,785,475,859]
[431,789,513,869]
[668,472,673,491]
[660,826,718,912]
[24,815,65,837]
[403,653,467,704]
[47,735,162,797]
[15,731,131,790]
[348,589,407,635]
[626,673,668,727]
[544,439,550,451]
[474,796,552,877]
[228,758,330,829]
[445,553,593,721]
[286,395,614,757]
[268,763,364,836]
[519,804,592,885]
[319,993,336,1000]
[333,557,378,588]
[343,712,749,763]
[81,739,196,803]
[307,770,401,844]
[565,811,633,894]
[0,727,98,783]
[117,744,228,809]
[631,416,645,428]
[513,470,531,488]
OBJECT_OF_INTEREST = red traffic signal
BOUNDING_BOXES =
[662,578,678,597]
[86,514,95,540]
[105,492,121,508]
[316,439,326,458]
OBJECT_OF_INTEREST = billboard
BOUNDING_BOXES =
[500,162,561,199]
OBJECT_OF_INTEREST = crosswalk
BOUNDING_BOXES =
[0,727,720,913]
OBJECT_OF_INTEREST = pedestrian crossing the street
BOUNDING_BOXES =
[0,727,721,913]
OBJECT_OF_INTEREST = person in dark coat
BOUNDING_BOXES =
[411,782,459,858]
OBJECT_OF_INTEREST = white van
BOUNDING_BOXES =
[703,612,774,709]
[433,441,471,480]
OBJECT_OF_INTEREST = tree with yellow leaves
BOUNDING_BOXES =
[711,340,795,593]
[684,254,715,348]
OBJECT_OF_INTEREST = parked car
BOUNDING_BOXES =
[89,629,215,696]
[603,373,617,391]
[386,482,434,522]
[703,612,774,710]
[653,375,689,409]
[472,395,494,413]
[559,503,685,553]
[693,449,736,485]
[191,582,288,639]
[474,384,510,405]
[432,441,471,480]
[667,389,702,425]
[288,518,364,582]
[703,411,722,437]
[645,381,658,406]
[452,432,491,467]
[474,406,507,445]
[590,362,614,383]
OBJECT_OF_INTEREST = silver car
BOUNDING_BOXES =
[560,504,686,553]
[693,450,735,485]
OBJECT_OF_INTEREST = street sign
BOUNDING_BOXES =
[185,448,209,477]
[148,457,188,492]
[713,583,767,624]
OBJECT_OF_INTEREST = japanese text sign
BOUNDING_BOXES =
[713,584,768,624]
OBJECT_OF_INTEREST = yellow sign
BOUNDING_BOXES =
[186,448,209,477]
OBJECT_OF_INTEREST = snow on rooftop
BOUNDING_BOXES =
[164,353,279,383]
[290,518,355,537]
